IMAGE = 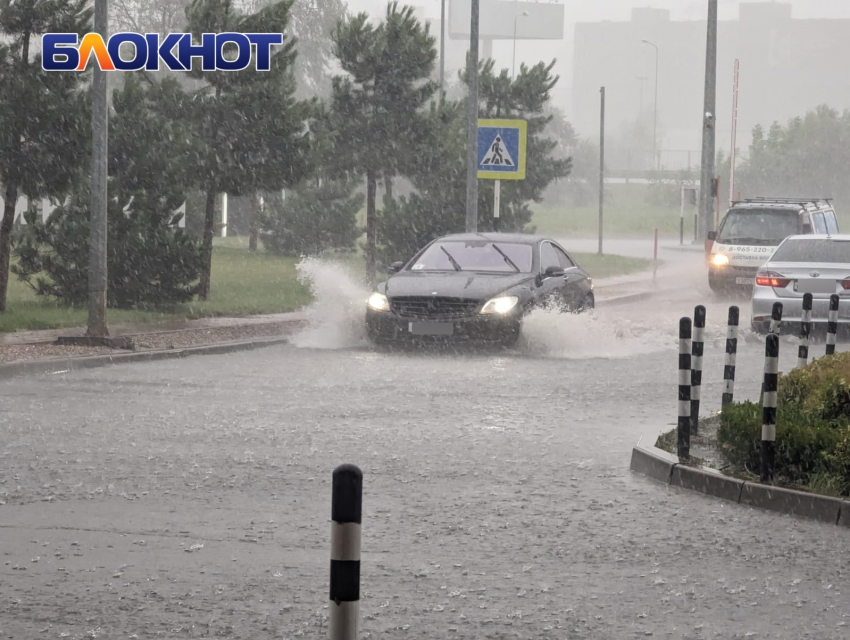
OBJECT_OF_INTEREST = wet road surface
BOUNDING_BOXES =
[1,252,849,640]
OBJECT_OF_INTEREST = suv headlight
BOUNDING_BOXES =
[480,295,519,315]
[367,292,390,312]
[712,254,730,267]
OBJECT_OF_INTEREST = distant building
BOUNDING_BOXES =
[572,2,850,169]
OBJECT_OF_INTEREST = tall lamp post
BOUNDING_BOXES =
[512,11,529,78]
[439,0,445,92]
[642,39,659,169]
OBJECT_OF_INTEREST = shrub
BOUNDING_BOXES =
[717,354,850,495]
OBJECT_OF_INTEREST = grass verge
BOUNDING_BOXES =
[534,183,692,238]
[1,239,651,334]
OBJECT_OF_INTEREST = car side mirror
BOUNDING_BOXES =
[802,223,812,234]
[388,261,404,274]
[543,265,565,278]
[707,231,717,241]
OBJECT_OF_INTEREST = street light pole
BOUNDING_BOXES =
[465,0,480,233]
[698,0,718,242]
[512,11,529,79]
[439,0,445,93]
[87,0,109,338]
[642,39,659,170]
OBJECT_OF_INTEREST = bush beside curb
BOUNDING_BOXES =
[631,431,850,527]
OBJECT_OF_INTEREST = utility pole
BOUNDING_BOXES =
[598,87,605,256]
[698,0,718,242]
[86,0,109,338]
[465,0,480,233]
[439,0,445,93]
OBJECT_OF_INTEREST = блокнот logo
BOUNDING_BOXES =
[42,33,284,72]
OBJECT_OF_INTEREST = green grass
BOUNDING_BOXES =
[1,238,650,334]
[533,183,692,238]
[570,252,652,280]
[1,241,311,333]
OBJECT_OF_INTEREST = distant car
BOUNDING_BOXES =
[751,234,850,335]
[708,197,838,294]
[365,233,595,346]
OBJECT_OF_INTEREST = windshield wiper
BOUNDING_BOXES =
[490,243,520,272]
[440,246,463,271]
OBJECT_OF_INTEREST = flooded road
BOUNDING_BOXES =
[1,248,848,639]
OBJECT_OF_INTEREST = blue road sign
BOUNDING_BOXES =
[477,119,527,180]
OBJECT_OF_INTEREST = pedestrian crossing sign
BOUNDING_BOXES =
[477,119,527,180]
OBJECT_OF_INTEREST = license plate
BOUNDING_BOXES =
[736,277,752,285]
[409,321,454,336]
[796,279,837,294]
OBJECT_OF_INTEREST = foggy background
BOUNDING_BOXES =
[343,0,850,173]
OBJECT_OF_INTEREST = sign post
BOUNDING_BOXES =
[477,119,527,231]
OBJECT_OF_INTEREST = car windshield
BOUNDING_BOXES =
[716,208,798,245]
[410,241,533,273]
[771,238,850,263]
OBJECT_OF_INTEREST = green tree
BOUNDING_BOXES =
[12,74,204,308]
[380,59,572,261]
[0,0,91,312]
[262,103,363,255]
[736,106,850,205]
[331,1,438,283]
[184,0,311,299]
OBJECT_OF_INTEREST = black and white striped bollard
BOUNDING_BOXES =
[769,301,783,335]
[722,306,739,408]
[678,317,692,459]
[826,294,839,356]
[330,464,362,640]
[691,305,706,435]
[798,293,813,368]
[761,334,779,483]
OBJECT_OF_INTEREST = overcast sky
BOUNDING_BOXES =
[347,0,850,22]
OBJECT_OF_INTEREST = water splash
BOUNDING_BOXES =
[518,307,671,359]
[289,257,370,350]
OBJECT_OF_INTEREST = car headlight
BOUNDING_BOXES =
[712,254,730,267]
[480,295,519,315]
[367,292,390,312]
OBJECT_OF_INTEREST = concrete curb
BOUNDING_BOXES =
[596,291,656,307]
[0,336,291,381]
[630,431,850,527]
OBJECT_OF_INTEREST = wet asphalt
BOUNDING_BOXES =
[1,247,849,639]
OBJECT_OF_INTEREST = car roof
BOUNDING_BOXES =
[729,202,806,212]
[781,234,850,242]
[435,232,549,245]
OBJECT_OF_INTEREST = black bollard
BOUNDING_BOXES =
[826,294,839,356]
[330,464,362,640]
[761,334,779,483]
[722,306,739,408]
[691,305,706,435]
[678,317,692,459]
[769,301,783,336]
[798,293,813,369]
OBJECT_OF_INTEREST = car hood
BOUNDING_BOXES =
[383,271,534,300]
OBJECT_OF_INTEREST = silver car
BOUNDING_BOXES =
[751,234,850,335]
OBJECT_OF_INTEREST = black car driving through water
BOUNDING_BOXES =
[365,233,595,346]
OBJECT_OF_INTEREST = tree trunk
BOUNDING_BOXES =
[198,186,217,300]
[385,172,394,201]
[0,183,18,312]
[248,193,259,252]
[366,170,377,286]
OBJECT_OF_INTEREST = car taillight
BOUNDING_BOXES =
[841,278,850,290]
[755,271,790,288]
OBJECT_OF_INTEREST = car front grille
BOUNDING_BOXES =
[390,296,481,319]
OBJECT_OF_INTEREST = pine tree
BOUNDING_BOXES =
[13,74,204,308]
[331,1,437,283]
[184,0,311,300]
[0,0,91,312]
[380,59,572,261]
